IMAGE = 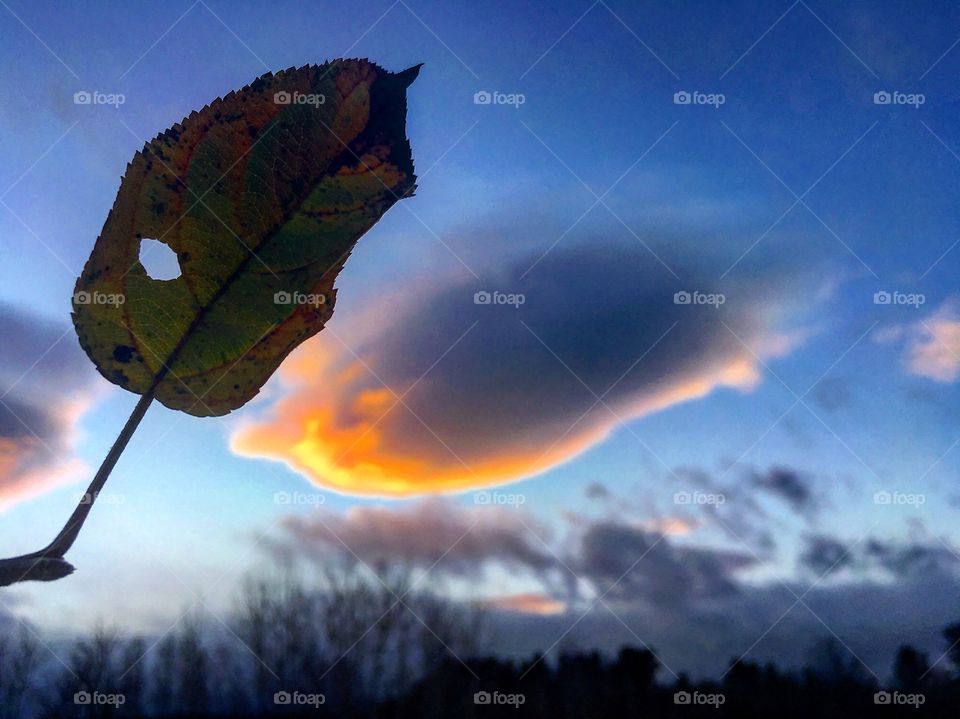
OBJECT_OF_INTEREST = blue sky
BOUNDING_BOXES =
[1,0,959,678]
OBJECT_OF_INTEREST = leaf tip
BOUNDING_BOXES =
[397,63,423,87]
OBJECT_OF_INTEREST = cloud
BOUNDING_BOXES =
[490,525,960,677]
[864,537,957,578]
[489,563,960,679]
[262,501,756,616]
[750,466,816,515]
[799,533,957,579]
[482,593,567,616]
[811,377,853,412]
[573,520,755,608]
[269,497,557,579]
[669,464,777,554]
[232,240,806,496]
[906,300,960,383]
[585,482,611,500]
[800,534,856,575]
[257,500,960,678]
[0,303,97,508]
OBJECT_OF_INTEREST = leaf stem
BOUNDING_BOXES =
[39,390,156,557]
[0,390,155,587]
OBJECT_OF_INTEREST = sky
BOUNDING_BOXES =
[0,0,959,680]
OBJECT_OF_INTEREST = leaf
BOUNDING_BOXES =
[72,59,419,417]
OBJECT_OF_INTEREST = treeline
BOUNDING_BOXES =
[2,565,960,717]
[381,638,960,718]
[1,563,482,718]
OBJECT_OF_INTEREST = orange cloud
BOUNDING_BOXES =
[231,335,780,497]
[640,516,701,537]
[0,397,92,509]
[482,592,567,616]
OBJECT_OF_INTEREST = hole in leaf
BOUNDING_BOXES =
[139,238,181,280]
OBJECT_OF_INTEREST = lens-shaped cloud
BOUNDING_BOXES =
[232,241,803,496]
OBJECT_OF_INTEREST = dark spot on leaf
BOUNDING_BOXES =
[113,345,135,363]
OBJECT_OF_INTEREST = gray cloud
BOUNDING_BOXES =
[800,534,855,576]
[271,497,558,579]
[0,302,96,504]
[670,464,777,554]
[812,377,853,412]
[799,533,958,579]
[574,520,755,608]
[262,499,960,679]
[865,538,957,578]
[750,466,816,515]
[488,566,960,680]
[584,482,611,500]
[371,240,776,461]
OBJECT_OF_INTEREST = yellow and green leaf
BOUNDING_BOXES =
[72,60,419,416]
